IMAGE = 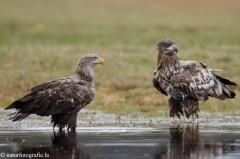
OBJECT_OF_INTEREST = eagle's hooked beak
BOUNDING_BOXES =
[167,44,178,53]
[98,58,105,65]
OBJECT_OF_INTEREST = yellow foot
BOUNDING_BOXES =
[185,118,190,123]
[170,117,175,123]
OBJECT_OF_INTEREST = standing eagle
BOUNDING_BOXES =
[153,39,236,123]
[5,54,105,131]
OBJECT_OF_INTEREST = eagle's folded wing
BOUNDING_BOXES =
[170,61,234,101]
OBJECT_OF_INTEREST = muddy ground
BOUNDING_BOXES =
[0,109,240,159]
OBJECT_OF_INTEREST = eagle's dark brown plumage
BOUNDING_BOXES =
[5,54,105,131]
[153,39,236,123]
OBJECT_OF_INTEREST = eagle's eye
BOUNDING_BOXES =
[165,43,170,48]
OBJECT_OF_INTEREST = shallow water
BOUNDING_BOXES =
[0,109,240,159]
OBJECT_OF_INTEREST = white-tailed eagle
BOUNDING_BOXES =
[5,54,105,131]
[153,39,236,123]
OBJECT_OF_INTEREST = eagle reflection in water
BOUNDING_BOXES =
[19,131,90,159]
[155,124,237,159]
[155,124,200,159]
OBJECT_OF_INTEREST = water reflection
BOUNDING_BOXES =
[0,124,239,159]
[156,124,239,159]
[156,124,200,159]
[1,131,90,159]
[50,131,90,159]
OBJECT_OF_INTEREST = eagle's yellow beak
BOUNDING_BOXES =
[98,58,105,65]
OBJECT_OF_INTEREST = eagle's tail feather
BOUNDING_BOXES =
[214,74,237,86]
[230,91,236,98]
[221,82,236,99]
[223,89,236,99]
[4,103,16,110]
[5,91,37,110]
[5,92,38,121]
[210,74,237,100]
[6,101,37,122]
[10,112,30,121]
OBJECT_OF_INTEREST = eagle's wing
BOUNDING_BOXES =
[152,77,167,96]
[170,61,235,101]
[6,76,94,121]
[30,78,65,92]
[33,77,92,115]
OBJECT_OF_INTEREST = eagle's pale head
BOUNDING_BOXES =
[77,54,105,67]
[76,54,105,80]
[157,39,178,55]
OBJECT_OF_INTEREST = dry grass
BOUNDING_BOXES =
[0,0,240,117]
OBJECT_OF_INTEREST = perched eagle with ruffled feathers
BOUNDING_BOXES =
[153,39,236,123]
[5,54,105,131]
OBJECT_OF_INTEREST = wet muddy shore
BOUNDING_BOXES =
[0,109,240,159]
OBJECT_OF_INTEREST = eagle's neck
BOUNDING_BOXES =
[75,63,94,81]
[157,53,179,80]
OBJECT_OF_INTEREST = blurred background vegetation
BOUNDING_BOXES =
[0,0,239,117]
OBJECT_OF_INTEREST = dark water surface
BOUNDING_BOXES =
[0,124,240,159]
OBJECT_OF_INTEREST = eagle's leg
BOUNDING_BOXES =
[66,113,78,132]
[59,125,63,132]
[52,113,78,131]
[183,97,199,123]
[52,114,63,131]
[168,97,183,123]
